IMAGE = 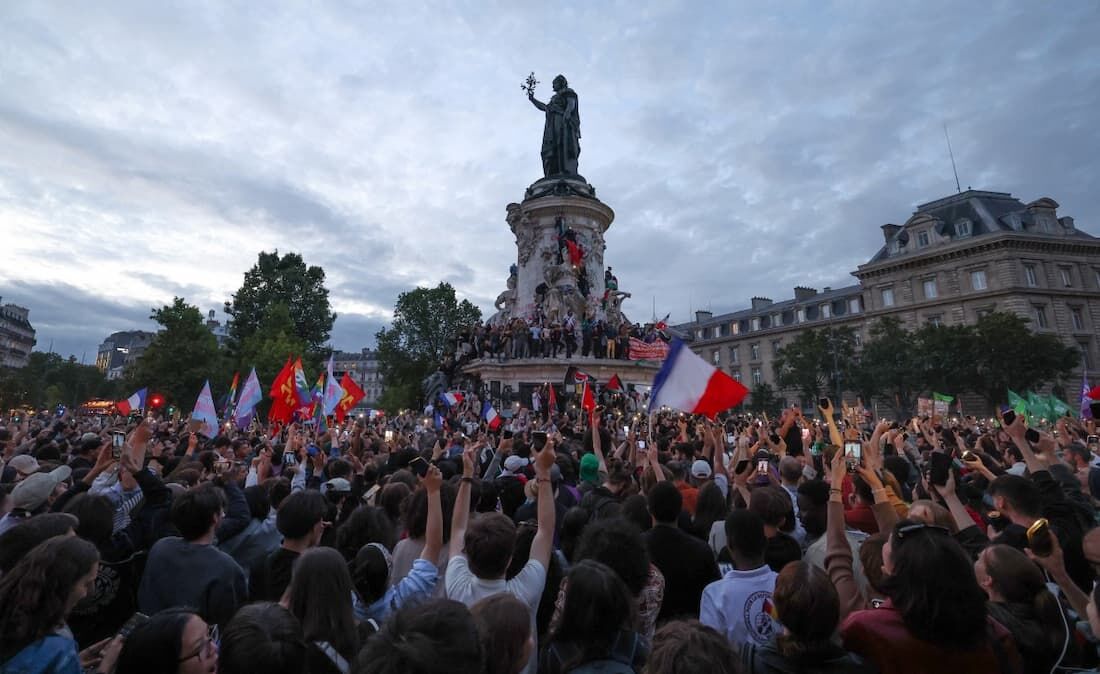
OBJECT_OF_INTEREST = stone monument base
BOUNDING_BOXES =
[461,356,659,409]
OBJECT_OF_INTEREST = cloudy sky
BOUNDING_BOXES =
[1,1,1098,361]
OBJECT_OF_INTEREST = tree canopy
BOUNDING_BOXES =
[375,282,481,411]
[773,326,859,406]
[129,297,226,406]
[0,352,123,410]
[227,251,336,358]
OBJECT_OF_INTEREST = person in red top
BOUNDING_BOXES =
[840,520,1023,673]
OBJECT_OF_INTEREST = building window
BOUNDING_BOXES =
[1024,264,1038,287]
[956,219,972,237]
[1095,269,1100,289]
[695,329,703,340]
[796,308,806,323]
[1060,267,1073,288]
[750,343,760,361]
[970,270,987,291]
[922,278,938,299]
[881,287,895,307]
[732,370,742,382]
[848,298,861,314]
[1071,307,1085,331]
[751,317,760,331]
[731,322,740,335]
[712,350,720,365]
[1033,304,1048,329]
[927,315,943,327]
[917,230,930,247]
[729,346,739,364]
[751,367,763,385]
[822,304,832,318]
[772,339,782,355]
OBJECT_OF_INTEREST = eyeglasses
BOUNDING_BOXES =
[178,624,219,663]
[894,522,950,541]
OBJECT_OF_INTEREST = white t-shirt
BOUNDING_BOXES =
[700,565,780,651]
[446,554,546,674]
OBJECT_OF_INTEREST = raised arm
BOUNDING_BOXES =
[449,446,476,558]
[528,438,558,569]
[420,466,444,563]
[826,450,865,619]
[528,94,548,112]
[819,398,844,448]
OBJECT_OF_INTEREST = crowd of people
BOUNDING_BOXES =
[2,396,1100,673]
[450,316,667,367]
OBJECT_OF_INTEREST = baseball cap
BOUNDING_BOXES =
[324,477,352,493]
[691,459,713,479]
[504,455,529,473]
[11,465,72,511]
[80,432,100,444]
[7,455,40,477]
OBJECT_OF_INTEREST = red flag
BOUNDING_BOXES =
[267,356,296,425]
[335,373,366,422]
[548,384,558,414]
[565,239,584,266]
[606,374,623,391]
[581,379,596,410]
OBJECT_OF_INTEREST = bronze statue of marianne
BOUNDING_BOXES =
[528,74,581,177]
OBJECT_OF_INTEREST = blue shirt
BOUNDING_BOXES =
[1,632,81,674]
[354,558,438,623]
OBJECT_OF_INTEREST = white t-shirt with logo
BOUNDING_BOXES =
[699,565,780,651]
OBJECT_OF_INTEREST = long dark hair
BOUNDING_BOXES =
[882,520,988,649]
[115,608,196,674]
[285,547,358,662]
[692,481,729,539]
[550,560,636,669]
[0,535,99,661]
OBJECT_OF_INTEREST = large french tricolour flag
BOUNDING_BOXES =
[116,388,147,415]
[648,340,749,419]
[482,400,502,430]
[440,391,465,407]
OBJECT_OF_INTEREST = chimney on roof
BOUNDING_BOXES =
[751,297,773,311]
[793,286,817,302]
[881,223,901,244]
[695,310,713,323]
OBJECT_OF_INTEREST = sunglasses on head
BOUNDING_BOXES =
[894,522,950,541]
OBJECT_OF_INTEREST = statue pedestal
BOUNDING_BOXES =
[460,356,660,411]
[498,176,616,324]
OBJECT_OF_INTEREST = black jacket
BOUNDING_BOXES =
[644,523,719,621]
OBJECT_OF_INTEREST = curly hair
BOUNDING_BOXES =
[0,535,99,661]
[574,517,650,596]
[354,599,482,674]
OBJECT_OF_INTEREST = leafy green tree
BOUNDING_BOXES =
[912,323,978,399]
[774,327,858,405]
[969,311,1078,406]
[375,283,482,411]
[747,382,781,416]
[0,352,124,410]
[227,251,336,357]
[233,302,312,417]
[130,297,226,407]
[850,318,923,418]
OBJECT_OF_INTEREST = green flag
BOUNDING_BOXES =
[1049,395,1074,418]
[933,392,954,403]
[1026,391,1052,422]
[1007,390,1028,416]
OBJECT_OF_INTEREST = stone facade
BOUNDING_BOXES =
[676,190,1100,409]
[96,330,156,380]
[0,299,35,369]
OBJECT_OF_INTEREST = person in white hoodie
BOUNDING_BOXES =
[700,509,780,653]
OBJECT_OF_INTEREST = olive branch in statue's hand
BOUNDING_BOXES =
[521,72,538,97]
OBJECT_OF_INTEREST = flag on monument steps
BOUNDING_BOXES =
[606,374,623,391]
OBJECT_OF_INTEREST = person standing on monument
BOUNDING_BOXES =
[528,75,581,177]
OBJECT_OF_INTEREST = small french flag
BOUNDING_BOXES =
[648,339,748,419]
[116,388,147,416]
[482,400,502,430]
[440,391,465,407]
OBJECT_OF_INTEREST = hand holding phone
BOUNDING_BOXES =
[844,441,862,473]
[1027,518,1054,557]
